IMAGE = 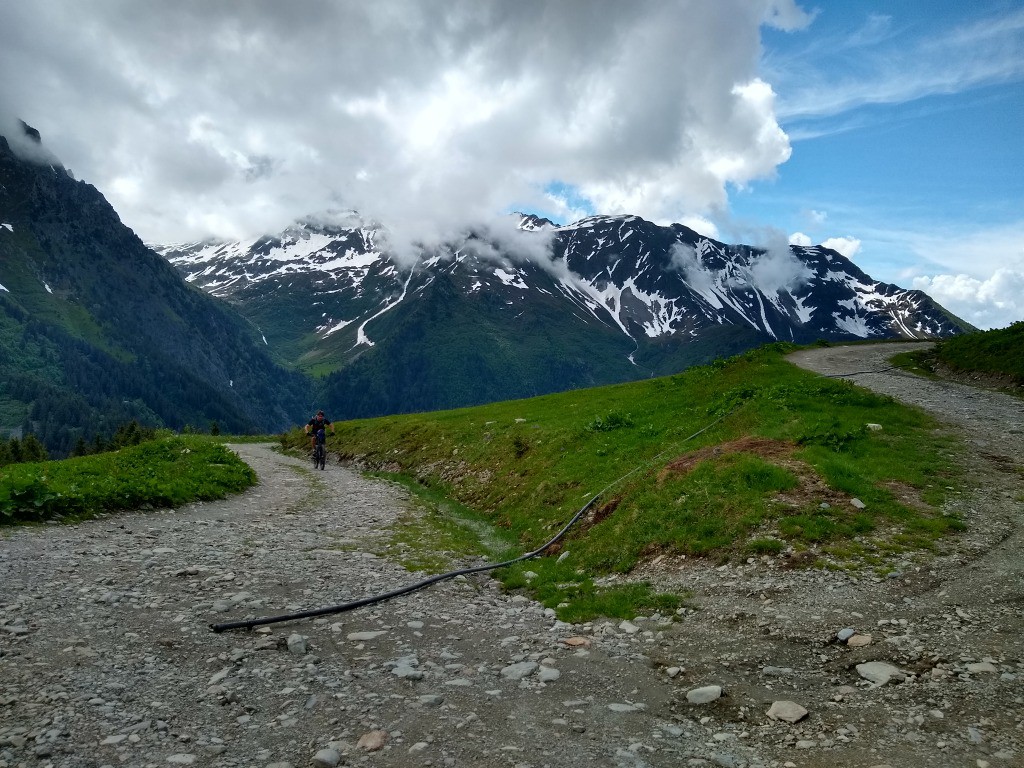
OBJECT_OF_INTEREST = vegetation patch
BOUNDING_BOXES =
[370,472,517,572]
[282,343,966,621]
[892,323,1024,396]
[0,436,256,525]
[936,322,1024,383]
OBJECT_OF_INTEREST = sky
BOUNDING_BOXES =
[1,0,1021,328]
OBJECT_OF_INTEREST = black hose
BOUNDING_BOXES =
[210,414,729,632]
[823,365,899,378]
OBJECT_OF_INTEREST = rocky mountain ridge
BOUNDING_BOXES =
[156,210,970,418]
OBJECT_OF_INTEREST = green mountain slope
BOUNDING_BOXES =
[315,268,769,419]
[0,127,310,454]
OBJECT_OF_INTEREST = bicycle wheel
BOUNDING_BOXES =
[319,446,326,470]
[312,445,321,469]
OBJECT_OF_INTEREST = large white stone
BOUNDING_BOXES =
[686,685,723,704]
[856,661,905,686]
[766,700,808,723]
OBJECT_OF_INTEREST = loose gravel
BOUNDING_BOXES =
[2,342,1022,768]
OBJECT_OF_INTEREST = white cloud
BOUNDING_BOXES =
[680,215,720,239]
[669,243,717,295]
[807,209,827,225]
[903,223,1024,279]
[747,228,812,294]
[773,7,1024,123]
[789,231,812,246]
[749,246,812,294]
[761,0,817,31]
[821,236,861,258]
[0,0,807,245]
[670,229,810,296]
[913,269,1024,330]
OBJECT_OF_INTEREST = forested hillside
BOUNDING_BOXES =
[0,125,309,455]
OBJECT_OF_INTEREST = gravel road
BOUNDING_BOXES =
[2,343,1022,768]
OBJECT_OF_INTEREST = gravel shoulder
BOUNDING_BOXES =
[2,343,1023,768]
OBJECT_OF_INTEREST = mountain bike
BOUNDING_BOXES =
[312,428,326,470]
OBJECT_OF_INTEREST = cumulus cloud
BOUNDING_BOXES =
[680,215,720,239]
[913,269,1024,330]
[749,246,812,294]
[0,0,809,247]
[821,236,862,258]
[788,232,861,259]
[747,228,812,294]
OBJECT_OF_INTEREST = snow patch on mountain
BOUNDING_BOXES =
[494,267,528,290]
[155,212,968,361]
[355,269,415,347]
[834,309,870,338]
[320,318,353,338]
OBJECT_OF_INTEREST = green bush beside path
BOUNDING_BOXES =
[0,436,256,524]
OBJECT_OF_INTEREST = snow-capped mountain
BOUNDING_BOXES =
[154,212,969,418]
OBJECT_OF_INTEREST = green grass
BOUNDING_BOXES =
[282,342,966,620]
[371,472,518,571]
[889,349,942,380]
[936,322,1024,383]
[0,436,256,524]
[892,323,1024,390]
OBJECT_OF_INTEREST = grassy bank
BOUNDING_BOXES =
[892,322,1024,390]
[286,343,965,620]
[0,436,256,524]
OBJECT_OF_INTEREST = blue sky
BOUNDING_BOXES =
[1,1,1021,327]
[748,1,1024,328]
[533,2,1024,328]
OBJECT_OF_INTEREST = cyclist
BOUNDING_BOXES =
[305,410,335,453]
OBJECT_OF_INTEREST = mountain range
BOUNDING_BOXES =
[156,211,970,418]
[1,120,972,454]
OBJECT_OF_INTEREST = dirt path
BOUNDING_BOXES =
[0,444,756,768]
[788,343,1024,607]
[2,343,1022,768]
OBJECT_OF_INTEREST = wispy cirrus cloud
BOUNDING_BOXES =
[901,221,1024,279]
[771,7,1024,122]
